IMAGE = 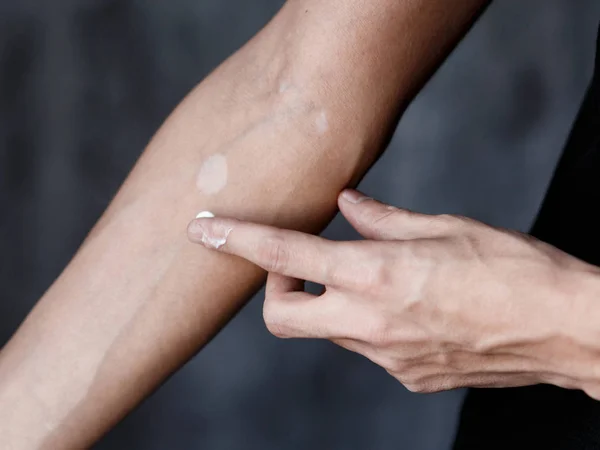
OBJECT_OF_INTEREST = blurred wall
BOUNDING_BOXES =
[1,1,599,449]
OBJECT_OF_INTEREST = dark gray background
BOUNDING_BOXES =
[1,1,599,449]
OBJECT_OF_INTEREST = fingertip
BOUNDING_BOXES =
[339,189,372,205]
[338,191,402,240]
[187,216,235,250]
[189,211,217,242]
[187,218,203,242]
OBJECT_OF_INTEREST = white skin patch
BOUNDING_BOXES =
[315,110,329,135]
[279,81,292,93]
[196,153,228,195]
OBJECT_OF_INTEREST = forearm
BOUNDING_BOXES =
[0,1,488,448]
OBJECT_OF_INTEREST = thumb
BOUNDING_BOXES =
[338,189,450,240]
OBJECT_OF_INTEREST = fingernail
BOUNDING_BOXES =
[341,189,371,204]
[188,215,232,250]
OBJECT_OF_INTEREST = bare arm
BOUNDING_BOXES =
[0,1,489,448]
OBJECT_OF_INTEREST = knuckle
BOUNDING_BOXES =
[369,259,393,290]
[259,235,289,273]
[267,325,288,339]
[403,382,427,394]
[436,213,475,232]
[435,213,459,226]
[399,371,422,386]
[377,256,395,285]
[363,313,395,347]
[264,317,288,338]
[373,354,399,372]
[583,384,600,401]
[429,214,458,234]
[415,384,437,394]
[397,368,449,394]
[402,378,439,394]
[432,351,452,367]
[445,214,471,224]
[358,249,396,294]
[387,357,409,375]
[323,259,346,287]
[262,297,288,338]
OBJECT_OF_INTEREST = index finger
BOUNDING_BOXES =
[188,216,352,286]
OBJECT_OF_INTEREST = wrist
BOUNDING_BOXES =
[545,264,600,397]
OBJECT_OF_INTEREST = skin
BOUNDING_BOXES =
[0,0,489,448]
[189,189,600,399]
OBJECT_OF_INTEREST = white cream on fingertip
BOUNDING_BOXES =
[196,211,215,219]
[201,227,232,250]
[192,211,231,249]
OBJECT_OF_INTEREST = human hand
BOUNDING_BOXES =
[188,190,600,397]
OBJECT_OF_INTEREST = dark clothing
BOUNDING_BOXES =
[454,24,600,450]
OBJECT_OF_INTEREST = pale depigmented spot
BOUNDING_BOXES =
[315,110,329,135]
[279,81,292,94]
[196,153,228,195]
